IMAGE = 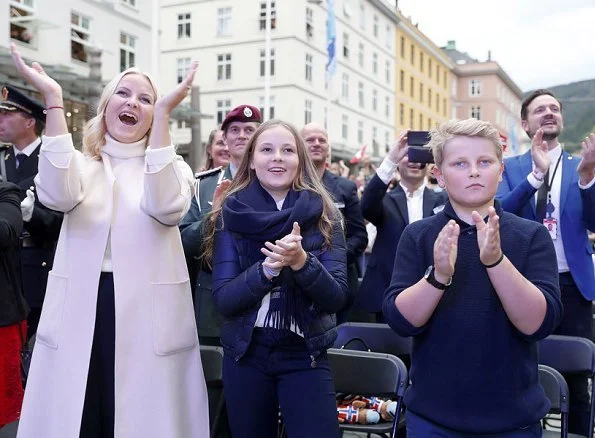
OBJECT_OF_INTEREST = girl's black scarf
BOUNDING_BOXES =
[222,179,323,331]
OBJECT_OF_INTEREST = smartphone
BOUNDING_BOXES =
[407,130,431,146]
[408,146,434,164]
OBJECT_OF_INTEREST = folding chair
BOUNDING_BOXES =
[333,322,412,367]
[328,348,408,438]
[200,345,226,438]
[539,335,595,438]
[539,364,570,438]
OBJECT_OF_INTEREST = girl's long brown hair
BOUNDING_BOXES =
[202,119,339,267]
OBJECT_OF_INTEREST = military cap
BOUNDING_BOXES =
[221,105,261,132]
[0,84,46,124]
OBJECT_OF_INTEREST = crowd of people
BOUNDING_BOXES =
[0,41,594,438]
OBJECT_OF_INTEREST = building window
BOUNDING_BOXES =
[177,13,191,39]
[358,2,365,29]
[343,32,350,59]
[357,120,363,144]
[341,73,349,100]
[121,0,136,6]
[259,96,276,119]
[305,53,313,82]
[372,126,378,155]
[437,65,440,83]
[306,7,313,38]
[419,83,424,102]
[428,59,433,79]
[217,7,232,36]
[428,117,432,130]
[399,103,404,125]
[373,14,378,37]
[305,100,313,124]
[358,81,364,108]
[469,79,482,96]
[216,99,231,125]
[400,36,405,58]
[420,52,424,72]
[385,60,390,85]
[71,12,91,63]
[385,24,391,48]
[372,89,378,112]
[443,98,447,116]
[217,53,232,80]
[358,42,364,68]
[436,94,440,113]
[428,88,432,109]
[385,96,390,119]
[119,32,136,72]
[410,44,415,65]
[10,1,36,45]
[372,52,378,75]
[410,77,414,98]
[177,57,191,83]
[259,1,276,30]
[400,70,405,92]
[385,131,390,153]
[342,114,348,140]
[443,71,447,88]
[410,108,415,128]
[470,105,481,119]
[419,114,423,131]
[259,48,275,76]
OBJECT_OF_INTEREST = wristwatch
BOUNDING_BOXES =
[424,265,452,290]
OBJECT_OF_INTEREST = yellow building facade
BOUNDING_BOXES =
[395,14,453,134]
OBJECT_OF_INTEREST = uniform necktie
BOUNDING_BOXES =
[535,169,549,223]
[16,153,26,169]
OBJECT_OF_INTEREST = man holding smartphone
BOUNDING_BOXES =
[356,131,447,322]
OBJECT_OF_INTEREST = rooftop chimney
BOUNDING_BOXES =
[488,50,492,61]
[446,40,456,50]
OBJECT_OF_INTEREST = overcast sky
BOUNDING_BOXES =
[397,0,594,92]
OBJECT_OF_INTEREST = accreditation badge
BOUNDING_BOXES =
[543,218,557,240]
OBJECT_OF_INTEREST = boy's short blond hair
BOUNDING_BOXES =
[428,119,503,167]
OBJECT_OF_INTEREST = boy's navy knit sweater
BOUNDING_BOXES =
[383,201,562,434]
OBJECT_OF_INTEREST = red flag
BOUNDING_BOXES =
[350,144,367,164]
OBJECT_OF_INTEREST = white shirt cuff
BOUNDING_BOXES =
[527,172,545,189]
[376,157,398,185]
[579,176,595,190]
[145,145,175,172]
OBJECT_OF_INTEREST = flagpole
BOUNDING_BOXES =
[326,0,336,164]
[264,0,272,121]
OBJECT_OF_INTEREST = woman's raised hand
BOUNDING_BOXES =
[10,43,63,105]
[154,61,198,116]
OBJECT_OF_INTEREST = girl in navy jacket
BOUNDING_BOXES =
[204,119,348,438]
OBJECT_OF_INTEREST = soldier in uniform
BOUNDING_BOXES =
[0,84,62,339]
[180,104,261,346]
[301,122,368,323]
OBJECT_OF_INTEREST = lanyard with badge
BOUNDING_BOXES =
[542,151,563,240]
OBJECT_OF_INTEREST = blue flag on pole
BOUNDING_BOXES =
[326,0,337,79]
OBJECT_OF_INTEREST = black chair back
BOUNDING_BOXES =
[539,364,569,438]
[539,335,595,438]
[328,348,408,438]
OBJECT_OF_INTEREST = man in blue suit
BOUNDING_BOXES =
[302,122,368,323]
[357,131,446,322]
[496,89,595,435]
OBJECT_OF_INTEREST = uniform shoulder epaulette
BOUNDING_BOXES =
[195,166,223,179]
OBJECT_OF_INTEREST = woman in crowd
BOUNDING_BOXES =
[0,182,28,429]
[204,119,348,438]
[10,44,209,438]
[201,128,229,171]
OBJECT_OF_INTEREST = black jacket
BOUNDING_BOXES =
[0,182,29,326]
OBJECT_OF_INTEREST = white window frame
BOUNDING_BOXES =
[217,7,232,37]
[71,11,91,63]
[342,114,349,140]
[260,95,276,120]
[343,32,350,59]
[358,81,364,108]
[119,31,136,72]
[259,1,277,30]
[305,53,313,83]
[10,0,36,46]
[358,2,365,30]
[177,57,192,83]
[372,52,378,75]
[177,13,191,39]
[469,79,482,96]
[305,99,313,125]
[259,48,275,77]
[470,105,481,119]
[306,7,314,38]
[217,53,232,81]
[216,99,232,125]
[372,89,378,112]
[341,73,349,100]
[357,120,363,144]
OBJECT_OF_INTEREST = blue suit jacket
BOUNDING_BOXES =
[496,149,595,300]
[357,174,447,312]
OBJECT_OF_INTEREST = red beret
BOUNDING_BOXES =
[221,105,262,132]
